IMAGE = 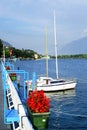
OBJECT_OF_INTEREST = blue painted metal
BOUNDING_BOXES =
[1,62,8,124]
[5,109,19,124]
[5,61,14,70]
[1,61,37,125]
[1,61,35,129]
[7,69,29,99]
[3,73,7,124]
[1,61,20,124]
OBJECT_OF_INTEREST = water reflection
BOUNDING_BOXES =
[45,89,76,98]
[46,89,76,130]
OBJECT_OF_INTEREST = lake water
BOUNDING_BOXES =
[14,59,87,130]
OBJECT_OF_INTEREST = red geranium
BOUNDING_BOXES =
[5,66,11,70]
[9,73,16,77]
[26,90,50,113]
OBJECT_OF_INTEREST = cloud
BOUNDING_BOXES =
[0,0,87,54]
[81,28,87,37]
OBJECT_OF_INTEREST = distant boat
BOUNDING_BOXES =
[26,11,77,92]
[40,56,50,60]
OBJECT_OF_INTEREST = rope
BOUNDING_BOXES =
[59,71,87,83]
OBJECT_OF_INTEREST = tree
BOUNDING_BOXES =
[0,39,3,57]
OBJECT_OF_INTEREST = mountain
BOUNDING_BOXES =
[1,40,12,47]
[59,36,87,55]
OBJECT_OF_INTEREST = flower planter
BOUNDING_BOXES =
[9,73,16,81]
[5,66,11,70]
[26,90,50,129]
[10,76,16,81]
[28,108,50,130]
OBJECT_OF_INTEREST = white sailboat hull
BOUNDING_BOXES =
[36,81,76,92]
[26,78,77,92]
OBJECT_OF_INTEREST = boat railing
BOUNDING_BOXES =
[1,61,34,130]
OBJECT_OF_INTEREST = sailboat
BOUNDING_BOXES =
[26,11,77,92]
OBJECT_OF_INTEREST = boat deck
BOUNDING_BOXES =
[0,70,10,130]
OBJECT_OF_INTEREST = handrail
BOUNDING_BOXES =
[1,62,34,130]
[21,116,27,128]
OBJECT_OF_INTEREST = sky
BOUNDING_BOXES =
[0,0,87,55]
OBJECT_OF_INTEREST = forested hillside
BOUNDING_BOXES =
[0,39,40,59]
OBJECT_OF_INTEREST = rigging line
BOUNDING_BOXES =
[57,73,87,83]
[58,72,77,78]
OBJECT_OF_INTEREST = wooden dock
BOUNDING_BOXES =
[0,69,10,130]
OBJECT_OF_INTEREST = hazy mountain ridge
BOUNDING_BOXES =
[1,36,87,55]
[1,40,12,47]
[59,36,87,55]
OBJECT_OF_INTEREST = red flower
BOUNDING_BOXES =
[9,73,16,77]
[26,90,50,113]
[5,66,10,70]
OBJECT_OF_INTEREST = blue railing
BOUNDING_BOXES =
[1,61,34,130]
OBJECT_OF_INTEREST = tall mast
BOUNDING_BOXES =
[45,28,48,77]
[54,10,58,79]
